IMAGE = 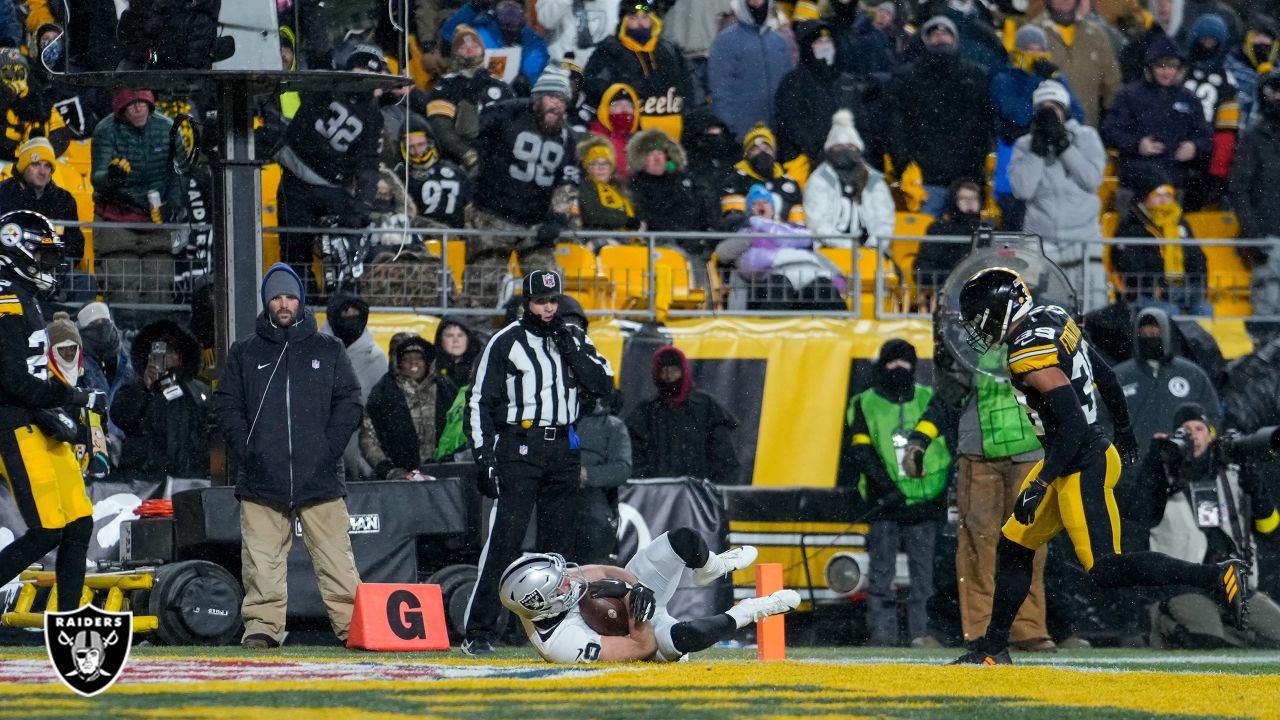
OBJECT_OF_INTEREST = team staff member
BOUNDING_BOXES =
[952,268,1246,664]
[463,269,614,656]
[213,263,364,649]
[0,210,106,612]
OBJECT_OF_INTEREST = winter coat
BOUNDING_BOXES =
[1027,14,1124,128]
[535,0,620,66]
[441,5,550,83]
[1102,79,1213,192]
[577,399,632,489]
[887,54,993,187]
[661,0,734,60]
[1113,308,1221,459]
[361,364,437,479]
[715,216,844,292]
[214,292,363,508]
[82,346,134,446]
[110,320,210,480]
[432,315,481,441]
[0,174,85,262]
[319,315,387,482]
[773,20,864,166]
[935,4,1008,72]
[1228,116,1280,239]
[1113,208,1207,299]
[90,109,182,218]
[587,83,641,176]
[582,18,696,141]
[625,129,712,234]
[1221,336,1280,432]
[803,161,895,250]
[626,388,742,485]
[1009,119,1106,249]
[991,69,1086,145]
[707,0,794,141]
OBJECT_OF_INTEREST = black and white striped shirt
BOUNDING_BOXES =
[468,320,614,460]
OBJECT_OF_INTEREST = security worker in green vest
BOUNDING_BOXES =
[902,341,1059,651]
[844,339,951,646]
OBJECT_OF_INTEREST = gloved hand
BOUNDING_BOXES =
[462,149,481,176]
[902,434,929,478]
[1030,131,1052,157]
[588,578,630,599]
[1051,129,1072,156]
[69,389,108,415]
[477,464,501,499]
[1115,426,1139,469]
[1013,478,1049,525]
[107,157,132,184]
[534,219,564,248]
[548,316,576,355]
[338,210,372,229]
[1030,58,1059,77]
[627,583,656,622]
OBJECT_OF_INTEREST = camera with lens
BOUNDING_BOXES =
[1215,426,1280,465]
[1157,426,1195,468]
[149,341,184,401]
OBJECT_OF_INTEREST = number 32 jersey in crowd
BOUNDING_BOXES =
[1005,305,1104,449]
[472,99,579,226]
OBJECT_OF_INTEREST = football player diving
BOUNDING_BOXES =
[0,211,107,612]
[949,268,1246,664]
[499,528,799,663]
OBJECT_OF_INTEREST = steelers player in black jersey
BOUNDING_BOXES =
[951,268,1246,664]
[0,210,106,613]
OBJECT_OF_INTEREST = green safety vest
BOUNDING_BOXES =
[975,348,1041,459]
[851,386,950,505]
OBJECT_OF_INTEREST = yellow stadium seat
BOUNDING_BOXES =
[54,159,95,273]
[261,163,283,270]
[598,245,674,316]
[1098,176,1119,212]
[818,246,900,317]
[554,242,609,310]
[62,139,92,179]
[891,213,932,284]
[1183,211,1239,240]
[653,246,706,309]
[425,238,467,288]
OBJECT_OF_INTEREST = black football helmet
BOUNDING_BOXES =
[0,210,64,291]
[958,267,1034,353]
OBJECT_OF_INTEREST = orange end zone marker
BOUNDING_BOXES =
[756,562,785,662]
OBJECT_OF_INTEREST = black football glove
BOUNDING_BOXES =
[627,583,656,622]
[69,389,108,415]
[1013,479,1048,525]
[588,578,630,599]
[1115,426,1139,469]
[477,464,501,499]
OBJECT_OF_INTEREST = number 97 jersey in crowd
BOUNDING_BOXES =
[405,160,471,228]
[1005,305,1103,445]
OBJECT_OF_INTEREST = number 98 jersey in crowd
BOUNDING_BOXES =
[472,99,579,227]
[1005,305,1103,447]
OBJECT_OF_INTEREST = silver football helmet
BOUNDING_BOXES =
[498,553,587,621]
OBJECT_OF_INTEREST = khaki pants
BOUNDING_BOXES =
[239,497,361,643]
[956,455,1050,643]
[93,212,175,304]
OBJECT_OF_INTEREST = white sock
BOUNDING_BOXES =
[726,604,754,629]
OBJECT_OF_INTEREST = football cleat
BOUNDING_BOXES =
[949,648,1013,665]
[694,545,759,587]
[1216,559,1248,631]
[727,589,801,626]
[460,637,495,657]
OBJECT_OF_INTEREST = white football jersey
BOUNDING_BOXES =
[523,611,604,664]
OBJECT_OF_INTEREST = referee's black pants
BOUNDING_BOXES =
[464,429,580,641]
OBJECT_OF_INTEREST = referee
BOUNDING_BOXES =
[462,269,614,655]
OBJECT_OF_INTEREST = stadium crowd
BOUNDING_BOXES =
[0,0,1279,653]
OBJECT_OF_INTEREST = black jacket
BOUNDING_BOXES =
[0,175,85,262]
[773,20,865,167]
[1222,337,1280,432]
[214,311,363,508]
[0,274,74,431]
[887,53,993,186]
[625,390,741,485]
[432,315,481,439]
[110,319,210,479]
[1113,209,1207,299]
[1228,116,1280,244]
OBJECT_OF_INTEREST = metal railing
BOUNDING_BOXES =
[59,218,1280,324]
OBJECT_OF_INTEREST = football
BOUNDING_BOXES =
[579,595,630,636]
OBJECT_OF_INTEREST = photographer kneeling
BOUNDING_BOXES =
[1120,403,1280,648]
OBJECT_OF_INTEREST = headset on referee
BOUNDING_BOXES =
[460,269,614,655]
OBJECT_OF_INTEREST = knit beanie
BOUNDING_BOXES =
[1031,79,1071,111]
[15,137,55,176]
[531,66,572,101]
[1172,402,1211,431]
[48,311,80,348]
[824,109,864,151]
[1015,24,1048,50]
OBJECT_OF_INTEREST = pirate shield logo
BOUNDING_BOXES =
[45,605,132,697]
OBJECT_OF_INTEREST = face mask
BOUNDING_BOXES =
[1190,42,1217,62]
[833,0,858,19]
[80,323,120,361]
[51,343,81,386]
[39,38,64,69]
[1136,335,1164,361]
[924,39,957,59]
[813,43,836,66]
[1147,202,1182,228]
[1251,43,1274,66]
[608,110,634,131]
[827,148,861,170]
[879,366,915,397]
[625,25,653,45]
[329,311,367,347]
[748,2,770,26]
[748,152,775,179]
